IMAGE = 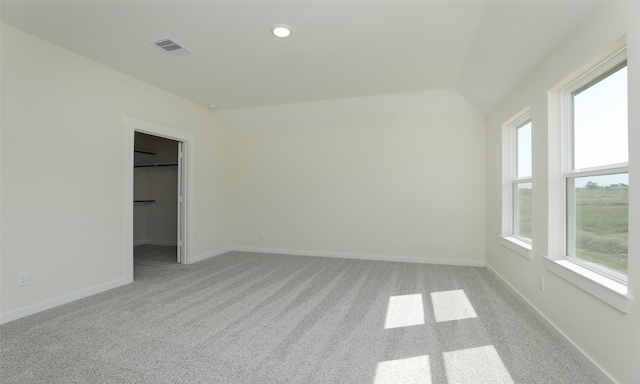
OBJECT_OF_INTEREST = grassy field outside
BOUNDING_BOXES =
[514,183,628,276]
[573,184,628,276]
[515,186,532,240]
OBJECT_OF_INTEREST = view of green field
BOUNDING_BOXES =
[573,184,628,276]
[515,186,532,239]
[515,182,628,276]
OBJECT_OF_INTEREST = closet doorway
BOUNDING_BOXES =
[134,132,181,263]
[124,115,194,283]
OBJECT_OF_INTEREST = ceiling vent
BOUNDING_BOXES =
[151,38,191,57]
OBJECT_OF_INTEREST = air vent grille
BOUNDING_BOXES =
[151,38,191,57]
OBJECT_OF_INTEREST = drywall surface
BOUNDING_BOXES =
[232,90,486,265]
[0,24,233,318]
[485,2,639,383]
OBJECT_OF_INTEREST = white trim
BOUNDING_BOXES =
[485,263,618,384]
[124,127,135,282]
[566,164,629,177]
[562,47,627,98]
[191,247,234,263]
[0,246,481,323]
[499,236,533,260]
[232,246,485,267]
[0,277,131,325]
[543,256,633,313]
[0,244,228,323]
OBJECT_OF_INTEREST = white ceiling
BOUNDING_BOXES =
[1,0,603,115]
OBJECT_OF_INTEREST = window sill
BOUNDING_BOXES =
[543,256,633,313]
[500,236,533,260]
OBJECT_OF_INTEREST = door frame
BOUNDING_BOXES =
[123,115,195,281]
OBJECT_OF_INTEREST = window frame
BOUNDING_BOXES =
[501,109,533,260]
[544,43,632,313]
[511,115,533,243]
[560,49,628,285]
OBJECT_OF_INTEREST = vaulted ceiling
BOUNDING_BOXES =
[1,1,603,116]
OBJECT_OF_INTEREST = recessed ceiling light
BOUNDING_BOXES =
[272,25,291,38]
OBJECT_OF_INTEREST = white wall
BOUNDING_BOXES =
[0,24,234,319]
[230,90,486,265]
[485,2,640,383]
[5,5,636,381]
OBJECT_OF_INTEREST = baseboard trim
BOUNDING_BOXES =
[0,246,479,325]
[1,246,232,324]
[0,276,132,325]
[485,263,617,384]
[191,247,234,264]
[232,246,485,267]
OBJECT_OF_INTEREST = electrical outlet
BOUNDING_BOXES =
[259,230,265,239]
[538,275,544,291]
[435,238,442,247]
[17,272,30,287]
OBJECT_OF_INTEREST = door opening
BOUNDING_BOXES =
[124,116,195,282]
[133,132,181,264]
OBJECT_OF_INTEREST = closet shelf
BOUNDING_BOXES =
[134,199,157,203]
[134,163,178,168]
[134,149,156,155]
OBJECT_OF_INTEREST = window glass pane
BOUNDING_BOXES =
[513,182,532,240]
[567,174,628,276]
[573,66,628,170]
[516,121,532,178]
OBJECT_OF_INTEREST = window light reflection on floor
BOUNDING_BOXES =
[443,345,514,384]
[384,294,425,329]
[373,355,432,384]
[430,289,477,322]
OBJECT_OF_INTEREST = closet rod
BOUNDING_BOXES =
[134,199,157,203]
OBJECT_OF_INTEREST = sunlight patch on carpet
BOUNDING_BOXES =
[384,294,425,329]
[430,289,477,322]
[374,355,432,384]
[443,345,514,384]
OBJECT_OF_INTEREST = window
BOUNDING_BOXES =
[513,118,532,242]
[501,110,533,259]
[562,51,628,284]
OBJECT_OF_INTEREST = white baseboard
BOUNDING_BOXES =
[190,247,234,263]
[232,246,485,267]
[0,246,479,325]
[485,263,617,384]
[0,277,132,325]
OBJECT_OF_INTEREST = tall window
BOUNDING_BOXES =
[513,118,532,241]
[563,51,628,283]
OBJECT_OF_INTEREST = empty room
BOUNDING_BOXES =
[1,1,638,383]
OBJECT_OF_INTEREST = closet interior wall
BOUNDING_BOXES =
[133,132,179,247]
